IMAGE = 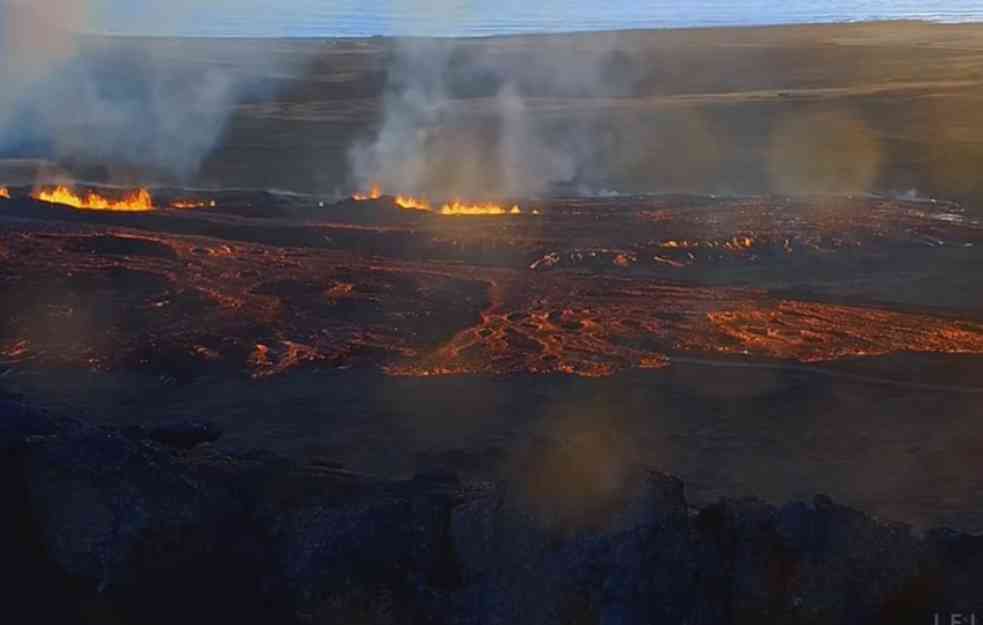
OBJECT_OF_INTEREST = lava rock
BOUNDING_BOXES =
[3,408,982,625]
[0,399,58,444]
[148,420,223,449]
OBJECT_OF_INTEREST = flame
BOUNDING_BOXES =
[395,195,432,212]
[440,201,521,216]
[353,185,382,201]
[34,186,154,212]
[171,199,216,209]
[354,186,520,216]
[0,187,10,199]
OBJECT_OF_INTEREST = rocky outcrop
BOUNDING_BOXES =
[1,398,979,624]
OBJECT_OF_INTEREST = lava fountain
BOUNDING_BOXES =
[353,185,382,201]
[353,185,521,216]
[34,186,154,212]
[440,201,521,216]
[395,195,433,212]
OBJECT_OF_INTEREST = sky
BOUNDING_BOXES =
[76,0,983,38]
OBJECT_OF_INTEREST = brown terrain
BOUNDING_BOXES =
[165,22,983,205]
[3,21,983,531]
[3,21,983,204]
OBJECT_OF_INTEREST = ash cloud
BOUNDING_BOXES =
[0,0,283,184]
[349,23,646,199]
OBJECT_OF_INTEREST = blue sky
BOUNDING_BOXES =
[87,1,983,37]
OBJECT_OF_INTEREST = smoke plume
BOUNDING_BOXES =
[349,17,645,199]
[0,0,279,183]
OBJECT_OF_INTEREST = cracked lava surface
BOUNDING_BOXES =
[2,189,983,380]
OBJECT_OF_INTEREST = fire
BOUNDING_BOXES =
[440,201,521,216]
[0,187,10,199]
[353,186,521,216]
[171,200,217,209]
[34,186,154,212]
[353,185,382,201]
[395,195,432,212]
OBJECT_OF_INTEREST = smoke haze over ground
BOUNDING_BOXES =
[0,0,291,184]
[348,21,654,198]
[3,7,983,206]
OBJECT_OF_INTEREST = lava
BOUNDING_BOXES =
[171,199,217,209]
[660,236,756,251]
[353,186,521,216]
[698,301,983,362]
[353,185,382,201]
[440,201,521,216]
[34,186,154,212]
[395,195,433,212]
[3,193,983,380]
[392,281,983,378]
[0,187,10,199]
[248,341,325,378]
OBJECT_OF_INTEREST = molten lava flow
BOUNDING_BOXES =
[395,195,432,212]
[696,300,983,362]
[353,188,519,216]
[440,202,521,216]
[34,186,154,212]
[353,185,382,201]
[171,200,216,209]
[0,187,10,199]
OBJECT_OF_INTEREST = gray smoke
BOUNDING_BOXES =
[0,0,284,183]
[349,26,644,199]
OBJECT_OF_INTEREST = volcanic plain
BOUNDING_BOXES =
[4,21,983,531]
[3,186,983,530]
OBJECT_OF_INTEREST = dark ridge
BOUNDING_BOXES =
[1,398,980,625]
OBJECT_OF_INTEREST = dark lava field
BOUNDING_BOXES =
[3,186,983,530]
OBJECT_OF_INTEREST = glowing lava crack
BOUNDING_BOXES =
[3,193,983,380]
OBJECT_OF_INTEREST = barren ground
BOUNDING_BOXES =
[3,22,983,531]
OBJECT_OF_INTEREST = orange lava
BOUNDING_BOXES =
[396,195,433,212]
[353,185,382,201]
[353,187,520,216]
[390,276,983,378]
[387,281,699,378]
[171,200,216,209]
[34,186,154,212]
[0,187,10,199]
[5,193,983,380]
[660,236,755,251]
[697,300,983,362]
[248,341,325,378]
[440,201,521,216]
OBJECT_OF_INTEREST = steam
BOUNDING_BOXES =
[349,25,644,199]
[0,0,277,183]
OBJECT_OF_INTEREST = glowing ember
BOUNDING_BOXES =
[171,200,216,209]
[440,201,521,216]
[34,186,154,212]
[0,187,10,199]
[395,195,433,212]
[353,185,382,201]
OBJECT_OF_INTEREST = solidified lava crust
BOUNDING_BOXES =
[2,191,983,380]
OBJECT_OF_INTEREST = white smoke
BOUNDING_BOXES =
[348,21,642,199]
[0,0,285,183]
